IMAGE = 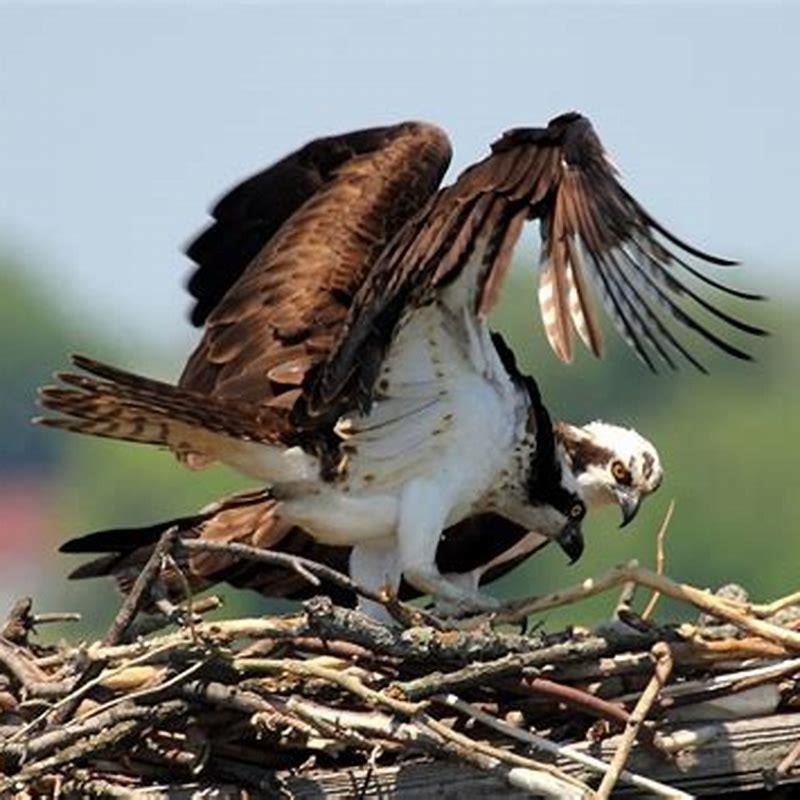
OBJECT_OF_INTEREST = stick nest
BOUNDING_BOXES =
[3,524,800,798]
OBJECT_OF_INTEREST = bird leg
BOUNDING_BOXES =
[348,538,402,624]
[397,480,501,613]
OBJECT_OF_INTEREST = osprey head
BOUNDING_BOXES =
[557,421,663,527]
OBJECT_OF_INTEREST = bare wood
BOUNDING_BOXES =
[435,693,684,798]
[641,500,674,620]
[493,561,800,650]
[596,642,673,798]
[279,712,800,797]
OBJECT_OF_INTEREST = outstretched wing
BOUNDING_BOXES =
[37,123,451,456]
[179,122,452,417]
[315,112,765,410]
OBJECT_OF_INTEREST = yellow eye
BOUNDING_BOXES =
[611,460,629,482]
[570,502,585,519]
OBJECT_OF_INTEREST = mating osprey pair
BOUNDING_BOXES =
[39,113,762,616]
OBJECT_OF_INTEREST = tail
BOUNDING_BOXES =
[36,355,291,466]
[60,489,356,605]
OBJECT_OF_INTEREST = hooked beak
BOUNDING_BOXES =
[555,520,584,564]
[616,489,642,528]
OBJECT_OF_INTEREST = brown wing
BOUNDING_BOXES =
[37,124,451,455]
[184,126,444,328]
[315,111,765,411]
[179,122,452,421]
[60,489,356,606]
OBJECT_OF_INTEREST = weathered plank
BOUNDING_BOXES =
[280,712,800,797]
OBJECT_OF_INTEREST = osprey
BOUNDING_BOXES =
[60,417,663,614]
[38,113,760,611]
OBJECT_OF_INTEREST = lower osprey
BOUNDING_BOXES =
[62,415,662,617]
[39,114,759,611]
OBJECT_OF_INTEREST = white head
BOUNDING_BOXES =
[556,421,663,527]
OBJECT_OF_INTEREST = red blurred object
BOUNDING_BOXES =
[0,476,57,561]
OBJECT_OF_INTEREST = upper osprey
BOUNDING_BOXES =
[39,113,761,611]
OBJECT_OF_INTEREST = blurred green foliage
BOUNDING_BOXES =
[1,257,797,636]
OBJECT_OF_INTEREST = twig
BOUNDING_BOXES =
[419,713,591,798]
[776,737,800,776]
[180,538,322,589]
[617,656,800,707]
[232,656,422,717]
[179,539,429,626]
[6,641,183,743]
[104,526,180,648]
[1,700,187,765]
[2,598,34,643]
[0,636,67,697]
[516,676,631,728]
[641,500,675,620]
[493,561,800,650]
[72,657,209,724]
[723,589,800,620]
[30,612,82,626]
[0,705,179,794]
[44,526,180,730]
[614,580,637,620]
[435,693,688,798]
[393,653,534,701]
[595,642,674,799]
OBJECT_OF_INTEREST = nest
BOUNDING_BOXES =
[2,514,800,799]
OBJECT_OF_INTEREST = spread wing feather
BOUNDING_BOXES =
[184,125,448,327]
[37,123,452,453]
[180,122,452,415]
[315,112,764,412]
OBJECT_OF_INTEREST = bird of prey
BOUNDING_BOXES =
[60,417,663,613]
[38,113,759,611]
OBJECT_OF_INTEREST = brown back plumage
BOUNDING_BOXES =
[179,122,452,417]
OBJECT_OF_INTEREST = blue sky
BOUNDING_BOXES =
[2,2,798,349]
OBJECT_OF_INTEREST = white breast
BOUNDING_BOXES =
[280,295,526,546]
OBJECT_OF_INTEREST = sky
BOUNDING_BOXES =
[1,2,799,350]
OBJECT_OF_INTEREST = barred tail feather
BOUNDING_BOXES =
[35,354,291,469]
